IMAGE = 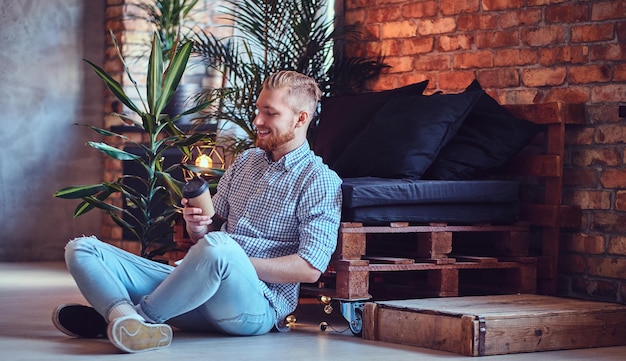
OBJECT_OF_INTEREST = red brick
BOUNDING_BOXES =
[380,39,400,56]
[591,212,626,233]
[522,25,566,46]
[539,45,589,66]
[497,88,539,104]
[571,276,619,299]
[562,233,606,254]
[616,192,626,212]
[457,14,498,31]
[587,103,622,124]
[400,37,435,55]
[596,124,626,145]
[590,43,626,62]
[608,236,626,255]
[398,73,434,89]
[600,169,626,189]
[381,20,418,38]
[592,84,626,103]
[564,190,611,210]
[366,7,402,23]
[563,167,599,188]
[545,4,590,23]
[413,54,452,71]
[571,147,620,167]
[383,56,415,73]
[475,30,519,49]
[438,35,472,52]
[362,24,381,40]
[453,51,493,69]
[417,17,457,36]
[618,21,626,42]
[615,64,626,82]
[402,0,438,18]
[440,0,480,15]
[437,71,475,91]
[572,23,615,43]
[544,86,590,104]
[592,1,626,21]
[494,48,539,66]
[521,67,566,87]
[499,9,542,29]
[565,126,594,146]
[476,68,519,88]
[569,64,612,84]
[588,256,626,279]
[482,0,524,11]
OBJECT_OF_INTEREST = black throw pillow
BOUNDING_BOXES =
[332,90,484,179]
[313,81,428,167]
[423,80,544,180]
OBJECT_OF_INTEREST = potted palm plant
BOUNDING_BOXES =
[191,0,389,153]
[55,33,218,259]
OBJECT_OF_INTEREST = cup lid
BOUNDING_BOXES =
[182,177,208,198]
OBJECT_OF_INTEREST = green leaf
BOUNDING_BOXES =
[83,197,124,212]
[73,189,113,217]
[154,41,193,116]
[55,184,107,199]
[75,123,129,139]
[87,141,141,161]
[110,213,141,240]
[156,171,183,198]
[73,200,94,218]
[147,34,164,114]
[83,59,141,114]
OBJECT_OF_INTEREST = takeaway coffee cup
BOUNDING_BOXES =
[182,177,215,218]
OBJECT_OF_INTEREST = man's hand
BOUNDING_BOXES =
[181,198,214,244]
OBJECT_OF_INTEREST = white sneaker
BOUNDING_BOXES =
[107,316,172,353]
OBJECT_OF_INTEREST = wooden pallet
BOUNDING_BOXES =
[362,294,626,356]
[303,221,537,300]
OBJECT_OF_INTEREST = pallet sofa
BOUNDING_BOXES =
[302,80,584,315]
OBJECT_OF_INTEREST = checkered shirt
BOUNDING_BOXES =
[212,142,342,330]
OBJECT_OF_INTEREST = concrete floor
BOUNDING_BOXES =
[1,262,625,360]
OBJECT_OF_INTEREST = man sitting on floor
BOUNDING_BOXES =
[52,70,342,353]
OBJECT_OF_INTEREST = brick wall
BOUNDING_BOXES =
[342,0,626,303]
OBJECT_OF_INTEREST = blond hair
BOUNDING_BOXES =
[263,70,321,116]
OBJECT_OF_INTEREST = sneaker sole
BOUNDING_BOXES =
[107,317,172,353]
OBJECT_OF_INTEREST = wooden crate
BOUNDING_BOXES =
[362,294,626,356]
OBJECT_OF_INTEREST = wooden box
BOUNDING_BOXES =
[362,294,626,356]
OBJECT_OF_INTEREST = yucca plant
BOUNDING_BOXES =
[191,0,389,153]
[55,32,218,259]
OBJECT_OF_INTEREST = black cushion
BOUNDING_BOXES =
[340,177,521,224]
[341,177,520,208]
[332,90,484,179]
[423,80,543,180]
[313,81,428,167]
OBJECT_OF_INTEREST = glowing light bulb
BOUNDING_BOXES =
[195,154,213,169]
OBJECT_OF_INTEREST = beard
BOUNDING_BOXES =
[255,128,296,152]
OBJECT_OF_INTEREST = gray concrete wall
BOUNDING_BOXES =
[0,0,105,261]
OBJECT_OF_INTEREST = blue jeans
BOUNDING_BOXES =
[64,232,276,336]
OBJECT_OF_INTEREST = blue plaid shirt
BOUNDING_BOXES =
[212,142,342,329]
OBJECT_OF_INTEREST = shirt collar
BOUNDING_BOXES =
[263,142,310,171]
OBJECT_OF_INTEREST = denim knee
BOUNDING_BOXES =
[64,235,101,267]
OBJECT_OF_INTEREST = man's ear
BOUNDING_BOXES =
[295,111,309,128]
